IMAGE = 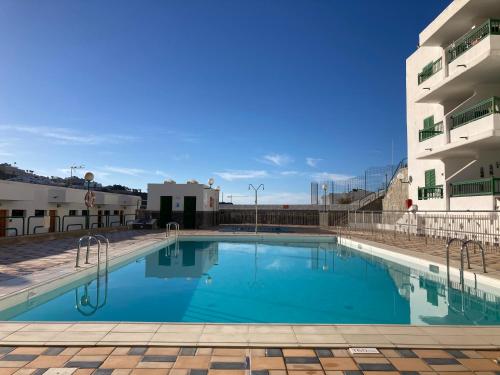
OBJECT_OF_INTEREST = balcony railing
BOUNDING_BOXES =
[419,121,443,142]
[451,97,500,129]
[447,19,500,63]
[418,185,444,200]
[450,178,500,197]
[418,58,442,85]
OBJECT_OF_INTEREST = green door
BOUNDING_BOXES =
[159,196,172,228]
[183,196,197,229]
[425,169,436,187]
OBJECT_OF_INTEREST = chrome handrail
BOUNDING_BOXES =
[166,222,180,238]
[76,235,100,268]
[446,237,468,287]
[76,234,109,268]
[93,234,110,267]
[462,239,487,273]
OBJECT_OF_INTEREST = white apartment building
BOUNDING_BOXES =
[407,0,500,212]
[0,180,140,236]
[147,180,220,229]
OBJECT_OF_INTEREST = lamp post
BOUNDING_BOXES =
[322,183,328,212]
[84,172,95,232]
[207,178,216,227]
[249,184,264,234]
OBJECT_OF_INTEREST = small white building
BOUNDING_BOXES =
[147,180,220,229]
[0,180,140,236]
[406,0,500,212]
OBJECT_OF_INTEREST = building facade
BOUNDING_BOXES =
[0,180,140,236]
[407,0,500,212]
[147,180,220,229]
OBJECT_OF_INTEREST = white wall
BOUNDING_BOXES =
[147,182,219,212]
[0,180,140,235]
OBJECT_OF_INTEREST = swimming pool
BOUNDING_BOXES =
[2,236,499,325]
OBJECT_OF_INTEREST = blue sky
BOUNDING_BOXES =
[0,0,449,204]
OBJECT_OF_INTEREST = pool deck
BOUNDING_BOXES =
[0,345,498,375]
[0,229,500,353]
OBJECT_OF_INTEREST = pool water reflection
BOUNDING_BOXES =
[3,239,500,324]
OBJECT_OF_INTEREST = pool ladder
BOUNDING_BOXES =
[166,222,180,238]
[446,238,487,288]
[75,235,109,316]
[76,234,109,268]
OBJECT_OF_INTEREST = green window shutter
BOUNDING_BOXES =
[423,116,434,130]
[425,169,436,187]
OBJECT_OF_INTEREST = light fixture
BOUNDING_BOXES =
[423,87,431,91]
[398,173,413,184]
[208,178,215,188]
[84,172,94,182]
[457,64,467,68]
[459,136,468,140]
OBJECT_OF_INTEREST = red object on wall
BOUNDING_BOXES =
[405,199,413,209]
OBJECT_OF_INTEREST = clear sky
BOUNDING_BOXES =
[0,0,450,204]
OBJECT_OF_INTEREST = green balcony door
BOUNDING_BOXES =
[425,169,436,187]
[183,196,197,229]
[159,196,172,228]
[423,116,434,130]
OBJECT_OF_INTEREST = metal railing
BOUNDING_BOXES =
[451,97,500,129]
[166,222,180,238]
[419,121,443,142]
[418,185,444,200]
[0,216,26,236]
[330,210,500,254]
[447,19,500,62]
[418,58,442,84]
[450,177,500,197]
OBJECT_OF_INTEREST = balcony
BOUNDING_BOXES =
[418,58,443,85]
[418,185,444,200]
[447,19,500,63]
[451,97,500,129]
[419,121,443,142]
[450,177,500,197]
[416,21,500,104]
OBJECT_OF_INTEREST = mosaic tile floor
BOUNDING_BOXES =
[0,346,499,375]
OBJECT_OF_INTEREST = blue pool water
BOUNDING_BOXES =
[2,238,500,324]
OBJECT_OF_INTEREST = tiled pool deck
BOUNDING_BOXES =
[1,229,500,359]
[0,345,499,375]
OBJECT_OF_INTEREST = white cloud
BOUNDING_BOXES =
[102,165,147,176]
[214,170,269,181]
[312,172,353,182]
[155,170,170,178]
[280,170,300,176]
[306,157,322,168]
[0,125,136,145]
[261,153,293,167]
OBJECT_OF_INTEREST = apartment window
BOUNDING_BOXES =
[34,210,45,217]
[425,169,436,187]
[11,210,25,217]
[69,210,78,216]
[104,210,110,216]
[113,210,119,215]
[82,210,89,216]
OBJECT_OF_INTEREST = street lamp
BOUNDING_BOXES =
[84,172,95,232]
[249,184,264,234]
[208,178,214,188]
[321,183,328,212]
